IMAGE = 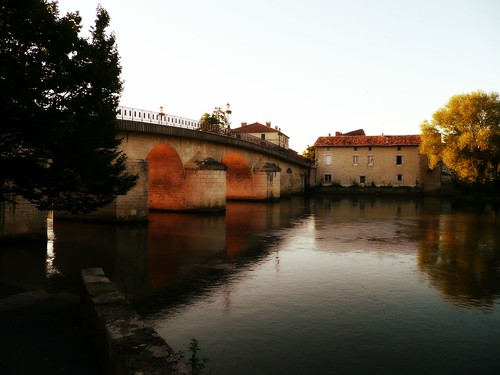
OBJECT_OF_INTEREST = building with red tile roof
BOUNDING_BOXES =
[232,122,290,149]
[313,130,441,191]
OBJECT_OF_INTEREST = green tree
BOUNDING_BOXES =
[419,91,500,184]
[0,0,137,214]
[199,105,231,132]
[199,112,223,132]
[301,145,316,162]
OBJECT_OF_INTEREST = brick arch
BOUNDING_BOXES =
[222,152,254,200]
[147,144,185,210]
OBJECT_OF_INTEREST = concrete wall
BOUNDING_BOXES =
[0,197,47,241]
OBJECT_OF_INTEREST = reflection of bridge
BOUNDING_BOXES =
[1,108,314,240]
[60,111,315,222]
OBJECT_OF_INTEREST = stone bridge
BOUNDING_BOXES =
[58,120,315,222]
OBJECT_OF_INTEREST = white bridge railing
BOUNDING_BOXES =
[117,106,200,129]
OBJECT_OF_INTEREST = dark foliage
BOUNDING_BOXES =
[0,0,137,214]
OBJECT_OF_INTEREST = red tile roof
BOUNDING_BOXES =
[314,134,421,147]
[339,129,366,136]
[233,122,280,134]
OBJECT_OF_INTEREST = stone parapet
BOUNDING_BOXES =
[81,268,188,375]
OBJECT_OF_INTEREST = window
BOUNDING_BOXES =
[397,145,402,151]
[396,155,402,165]
[367,155,374,165]
[325,155,332,166]
[261,134,266,140]
[353,155,359,165]
[397,174,403,181]
[324,174,332,182]
[360,176,366,184]
[368,146,372,151]
[354,146,358,151]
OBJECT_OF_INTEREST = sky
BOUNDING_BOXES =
[57,0,500,152]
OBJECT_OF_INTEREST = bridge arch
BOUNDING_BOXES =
[282,167,293,196]
[222,152,253,200]
[147,144,185,210]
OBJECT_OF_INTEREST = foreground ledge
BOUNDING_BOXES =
[81,268,188,375]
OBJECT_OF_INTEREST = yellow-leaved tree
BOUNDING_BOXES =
[419,91,500,184]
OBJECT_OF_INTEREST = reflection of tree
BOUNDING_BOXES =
[417,214,500,309]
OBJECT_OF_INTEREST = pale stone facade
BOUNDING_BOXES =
[232,122,290,149]
[314,131,441,191]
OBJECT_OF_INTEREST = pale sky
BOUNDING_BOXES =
[57,0,500,152]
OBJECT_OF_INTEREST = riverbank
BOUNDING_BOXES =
[0,283,102,375]
[0,268,189,375]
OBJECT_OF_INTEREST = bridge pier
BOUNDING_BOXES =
[183,157,227,211]
[226,160,281,201]
[251,162,281,201]
[149,150,227,212]
[55,159,149,222]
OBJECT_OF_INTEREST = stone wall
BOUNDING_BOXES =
[118,127,312,200]
[183,168,227,211]
[81,268,188,375]
[0,197,47,241]
[56,159,149,222]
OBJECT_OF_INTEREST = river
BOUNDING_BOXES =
[2,196,499,374]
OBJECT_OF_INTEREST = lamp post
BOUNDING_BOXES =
[225,103,232,128]
[158,106,165,122]
[213,103,232,129]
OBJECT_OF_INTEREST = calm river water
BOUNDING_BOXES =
[2,196,500,374]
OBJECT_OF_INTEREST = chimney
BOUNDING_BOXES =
[266,121,271,127]
[241,122,247,127]
[335,131,341,136]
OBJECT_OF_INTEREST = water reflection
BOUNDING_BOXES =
[146,198,500,375]
[2,196,498,313]
[45,214,60,279]
[311,197,500,309]
[311,196,425,254]
[416,210,500,309]
[140,201,309,309]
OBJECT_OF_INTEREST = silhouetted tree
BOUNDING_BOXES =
[0,0,137,214]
